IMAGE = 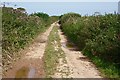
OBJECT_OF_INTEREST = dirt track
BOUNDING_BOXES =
[3,23,55,78]
[3,22,102,78]
[53,23,102,78]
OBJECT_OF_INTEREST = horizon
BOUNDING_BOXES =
[3,2,119,16]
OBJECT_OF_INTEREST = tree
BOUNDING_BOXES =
[17,7,26,13]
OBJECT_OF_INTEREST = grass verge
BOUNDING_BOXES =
[82,50,120,79]
[44,25,66,78]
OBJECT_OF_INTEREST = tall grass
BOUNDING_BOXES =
[59,13,120,78]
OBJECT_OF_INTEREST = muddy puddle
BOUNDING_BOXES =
[15,66,35,78]
[61,42,79,51]
[61,42,74,48]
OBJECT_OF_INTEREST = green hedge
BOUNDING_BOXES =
[59,12,120,78]
[2,7,58,70]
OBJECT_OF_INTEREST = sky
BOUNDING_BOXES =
[1,0,120,2]
[3,2,119,16]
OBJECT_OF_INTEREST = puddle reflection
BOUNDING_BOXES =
[15,66,35,78]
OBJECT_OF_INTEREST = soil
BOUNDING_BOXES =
[3,22,102,78]
[3,23,55,78]
[53,23,102,78]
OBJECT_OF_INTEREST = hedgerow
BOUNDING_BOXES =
[59,12,120,78]
[2,7,58,71]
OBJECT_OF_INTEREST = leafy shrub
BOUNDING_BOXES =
[30,12,49,22]
[2,7,58,70]
[59,12,120,78]
[59,12,81,25]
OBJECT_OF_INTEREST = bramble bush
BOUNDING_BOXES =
[59,12,120,78]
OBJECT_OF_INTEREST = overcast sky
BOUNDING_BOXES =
[4,2,119,16]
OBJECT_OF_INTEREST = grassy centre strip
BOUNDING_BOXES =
[44,24,66,78]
